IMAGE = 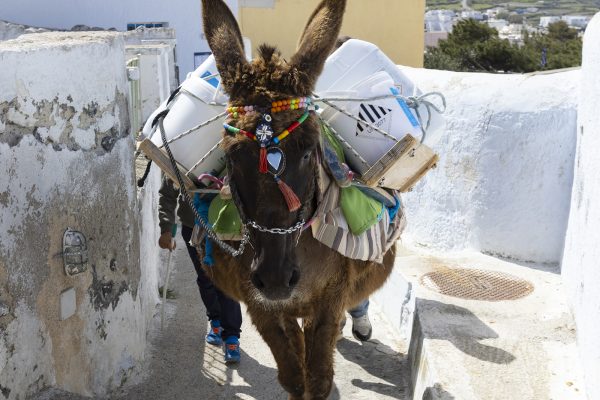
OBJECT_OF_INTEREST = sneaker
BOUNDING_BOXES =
[351,314,372,341]
[224,336,241,363]
[206,320,223,346]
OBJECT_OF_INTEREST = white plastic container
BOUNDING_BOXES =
[315,39,447,145]
[315,39,418,97]
[319,71,422,175]
[142,55,228,179]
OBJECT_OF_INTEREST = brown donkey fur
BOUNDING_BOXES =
[201,1,396,398]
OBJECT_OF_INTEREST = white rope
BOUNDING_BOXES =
[314,91,446,143]
[314,95,400,142]
[318,117,369,167]
[158,110,228,147]
[187,138,224,175]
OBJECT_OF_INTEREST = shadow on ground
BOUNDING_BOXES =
[422,383,455,400]
[336,337,409,399]
[416,299,516,365]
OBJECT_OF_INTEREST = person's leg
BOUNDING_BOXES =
[181,225,222,321]
[214,279,242,363]
[348,299,369,318]
[181,225,224,345]
[218,288,242,339]
[348,299,372,341]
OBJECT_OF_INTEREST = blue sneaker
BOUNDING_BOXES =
[206,320,223,346]
[224,336,241,363]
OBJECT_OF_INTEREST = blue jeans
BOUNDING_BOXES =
[348,299,369,318]
[182,225,242,339]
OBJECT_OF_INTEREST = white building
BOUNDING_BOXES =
[485,7,507,18]
[0,0,240,82]
[461,11,484,21]
[540,16,561,28]
[499,24,525,44]
[562,15,591,29]
[487,18,509,31]
[425,10,456,33]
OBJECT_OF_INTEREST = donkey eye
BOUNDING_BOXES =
[302,151,312,161]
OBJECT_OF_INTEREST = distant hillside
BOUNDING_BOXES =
[427,0,600,20]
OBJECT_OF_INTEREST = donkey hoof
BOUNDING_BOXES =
[284,383,305,399]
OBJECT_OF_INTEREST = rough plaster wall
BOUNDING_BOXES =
[136,165,162,326]
[561,12,600,400]
[398,67,579,264]
[0,32,150,399]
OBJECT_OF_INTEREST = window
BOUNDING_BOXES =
[126,22,169,31]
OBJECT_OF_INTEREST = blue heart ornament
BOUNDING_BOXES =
[267,148,284,173]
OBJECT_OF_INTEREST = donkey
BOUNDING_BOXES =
[201,0,396,398]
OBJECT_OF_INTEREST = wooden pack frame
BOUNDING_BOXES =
[358,134,438,192]
[137,139,197,190]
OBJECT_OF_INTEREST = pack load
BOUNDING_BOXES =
[137,40,445,261]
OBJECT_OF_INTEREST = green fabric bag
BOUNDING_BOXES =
[321,121,384,235]
[209,196,241,236]
[340,186,384,236]
[321,121,345,161]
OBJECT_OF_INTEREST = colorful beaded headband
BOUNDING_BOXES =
[223,97,316,212]
[226,96,311,119]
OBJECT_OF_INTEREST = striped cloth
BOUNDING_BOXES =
[310,166,406,263]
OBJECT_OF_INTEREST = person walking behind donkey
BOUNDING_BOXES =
[158,175,243,363]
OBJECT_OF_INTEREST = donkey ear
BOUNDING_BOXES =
[202,0,248,91]
[290,0,347,88]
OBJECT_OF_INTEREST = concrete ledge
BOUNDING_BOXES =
[395,247,586,400]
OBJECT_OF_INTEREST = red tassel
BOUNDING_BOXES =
[276,177,301,212]
[259,146,268,174]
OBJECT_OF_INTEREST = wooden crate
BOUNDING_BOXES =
[359,134,438,192]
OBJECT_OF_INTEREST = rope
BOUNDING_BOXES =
[313,91,446,144]
[190,69,447,142]
[158,110,228,147]
[137,159,153,188]
[187,139,224,175]
[318,117,369,167]
[314,95,400,143]
[159,116,249,258]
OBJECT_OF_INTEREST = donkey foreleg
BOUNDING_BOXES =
[249,308,306,399]
[302,305,344,399]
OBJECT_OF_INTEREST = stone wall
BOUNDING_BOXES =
[0,32,155,399]
[561,12,600,400]
[398,67,579,264]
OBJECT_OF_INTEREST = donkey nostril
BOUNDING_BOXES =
[288,268,300,287]
[251,272,265,289]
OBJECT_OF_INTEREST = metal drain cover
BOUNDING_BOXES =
[420,268,534,301]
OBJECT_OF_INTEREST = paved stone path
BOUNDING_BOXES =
[36,244,409,399]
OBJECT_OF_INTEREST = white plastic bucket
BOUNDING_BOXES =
[142,55,228,179]
[319,71,423,175]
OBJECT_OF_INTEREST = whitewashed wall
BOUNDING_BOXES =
[561,12,600,400]
[398,67,579,264]
[0,32,158,399]
[126,44,172,121]
[0,0,239,81]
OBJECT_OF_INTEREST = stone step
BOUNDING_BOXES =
[394,247,586,400]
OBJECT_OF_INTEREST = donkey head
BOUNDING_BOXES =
[202,0,346,301]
